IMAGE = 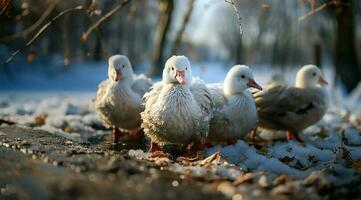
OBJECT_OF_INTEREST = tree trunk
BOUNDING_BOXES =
[171,0,195,55]
[235,41,243,64]
[334,0,361,92]
[148,0,174,77]
[314,43,321,68]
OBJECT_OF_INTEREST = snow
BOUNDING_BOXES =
[206,141,307,178]
[0,91,106,142]
[0,60,360,188]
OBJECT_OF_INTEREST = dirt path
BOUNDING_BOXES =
[0,126,225,200]
[1,125,360,200]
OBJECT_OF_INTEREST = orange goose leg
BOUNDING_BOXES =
[249,127,266,142]
[112,126,124,143]
[128,128,144,137]
[286,131,304,143]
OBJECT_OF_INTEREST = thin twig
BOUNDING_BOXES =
[0,0,60,42]
[2,5,86,65]
[225,0,243,37]
[82,0,131,41]
[85,14,109,57]
[0,0,11,16]
[299,0,350,21]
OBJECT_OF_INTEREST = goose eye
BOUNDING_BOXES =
[241,75,246,79]
[122,65,125,68]
[186,67,188,70]
[171,67,174,71]
[312,73,316,76]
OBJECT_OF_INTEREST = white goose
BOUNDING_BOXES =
[141,55,213,153]
[95,55,152,143]
[253,65,329,142]
[207,65,262,143]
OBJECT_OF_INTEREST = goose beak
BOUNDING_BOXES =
[176,70,186,84]
[318,76,328,85]
[247,79,262,90]
[114,69,122,82]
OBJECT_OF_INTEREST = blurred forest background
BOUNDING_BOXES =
[0,0,360,92]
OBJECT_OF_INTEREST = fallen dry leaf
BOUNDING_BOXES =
[352,160,361,169]
[198,152,221,166]
[279,156,295,164]
[258,175,270,188]
[34,114,47,125]
[273,174,290,186]
[308,155,317,164]
[233,172,254,185]
[154,157,173,167]
[63,126,73,133]
[26,52,37,62]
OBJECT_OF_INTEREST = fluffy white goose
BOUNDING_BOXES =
[207,65,262,144]
[253,65,329,142]
[95,55,152,143]
[141,55,213,153]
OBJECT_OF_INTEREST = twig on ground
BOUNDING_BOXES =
[0,0,60,42]
[82,0,131,41]
[225,0,243,38]
[2,5,86,65]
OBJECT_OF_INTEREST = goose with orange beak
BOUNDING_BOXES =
[141,55,213,155]
[95,55,152,143]
[206,65,262,144]
[253,64,329,142]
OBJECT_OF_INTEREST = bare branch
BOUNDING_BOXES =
[299,0,350,21]
[225,0,243,38]
[0,0,11,16]
[84,14,109,57]
[309,0,316,11]
[82,0,131,41]
[0,0,60,42]
[2,5,86,65]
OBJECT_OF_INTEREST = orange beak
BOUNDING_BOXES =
[114,69,122,82]
[247,79,262,90]
[176,70,186,84]
[318,76,328,85]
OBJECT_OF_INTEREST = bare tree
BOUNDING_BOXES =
[1,0,132,65]
[148,0,174,77]
[334,0,360,92]
[171,0,195,55]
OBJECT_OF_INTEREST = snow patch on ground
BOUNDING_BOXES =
[0,61,360,188]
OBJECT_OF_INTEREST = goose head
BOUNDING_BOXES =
[295,65,328,88]
[108,55,134,82]
[224,65,262,97]
[163,55,193,86]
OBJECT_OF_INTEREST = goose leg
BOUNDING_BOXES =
[226,139,237,145]
[248,127,267,142]
[149,142,161,153]
[250,127,258,139]
[149,142,171,158]
[286,131,294,141]
[128,128,144,137]
[293,133,304,143]
[200,137,213,148]
[112,126,124,143]
[286,131,304,143]
[181,142,203,160]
